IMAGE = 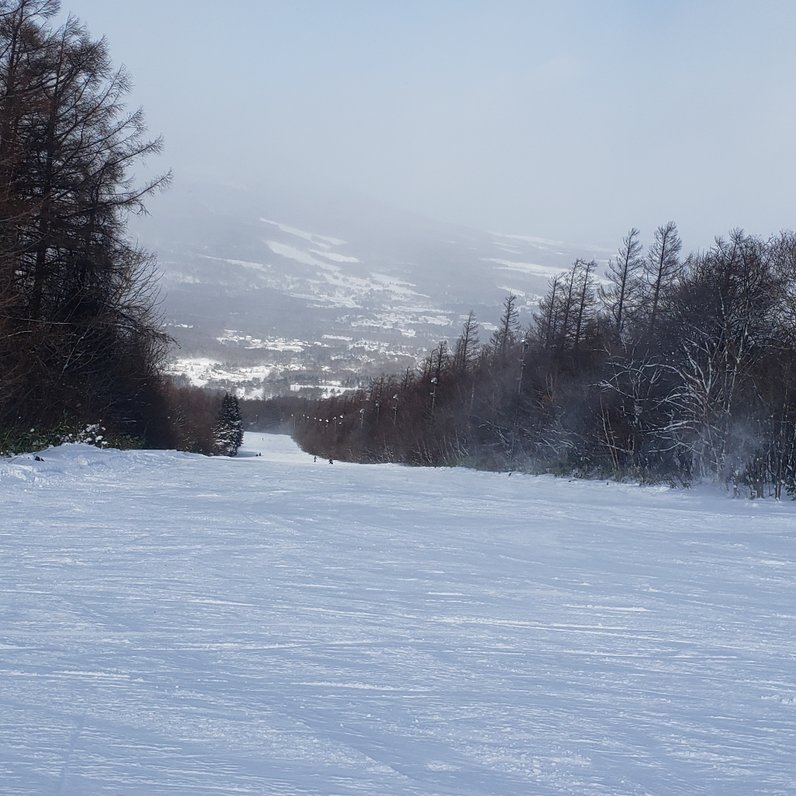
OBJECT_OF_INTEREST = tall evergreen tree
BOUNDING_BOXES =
[214,392,244,456]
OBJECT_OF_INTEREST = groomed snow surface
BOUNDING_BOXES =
[2,434,795,795]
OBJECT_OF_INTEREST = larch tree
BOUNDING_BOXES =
[643,221,682,339]
[0,0,170,438]
[572,258,597,352]
[490,293,520,358]
[600,227,644,340]
[452,310,480,373]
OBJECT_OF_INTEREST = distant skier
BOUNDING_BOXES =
[329,458,333,464]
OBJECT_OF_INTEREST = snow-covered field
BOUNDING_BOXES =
[1,434,795,795]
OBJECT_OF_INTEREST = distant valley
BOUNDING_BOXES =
[136,182,610,398]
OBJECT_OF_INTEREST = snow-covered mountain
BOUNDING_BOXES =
[136,182,610,397]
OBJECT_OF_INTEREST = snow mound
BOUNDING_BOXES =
[0,443,195,487]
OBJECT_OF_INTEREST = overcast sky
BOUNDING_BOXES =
[58,0,796,250]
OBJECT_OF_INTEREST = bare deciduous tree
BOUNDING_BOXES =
[600,227,644,339]
[0,0,171,438]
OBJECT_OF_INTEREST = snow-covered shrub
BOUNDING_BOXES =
[0,423,144,456]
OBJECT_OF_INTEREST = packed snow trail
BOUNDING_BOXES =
[1,434,795,795]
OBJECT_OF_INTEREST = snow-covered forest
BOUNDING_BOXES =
[2,433,795,794]
[294,226,796,495]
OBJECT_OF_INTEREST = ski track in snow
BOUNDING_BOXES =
[1,434,795,795]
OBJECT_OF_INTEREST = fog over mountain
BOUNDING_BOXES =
[133,181,609,397]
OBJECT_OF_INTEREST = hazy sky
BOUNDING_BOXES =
[58,0,796,249]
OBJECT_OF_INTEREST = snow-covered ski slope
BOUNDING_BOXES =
[1,434,795,795]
